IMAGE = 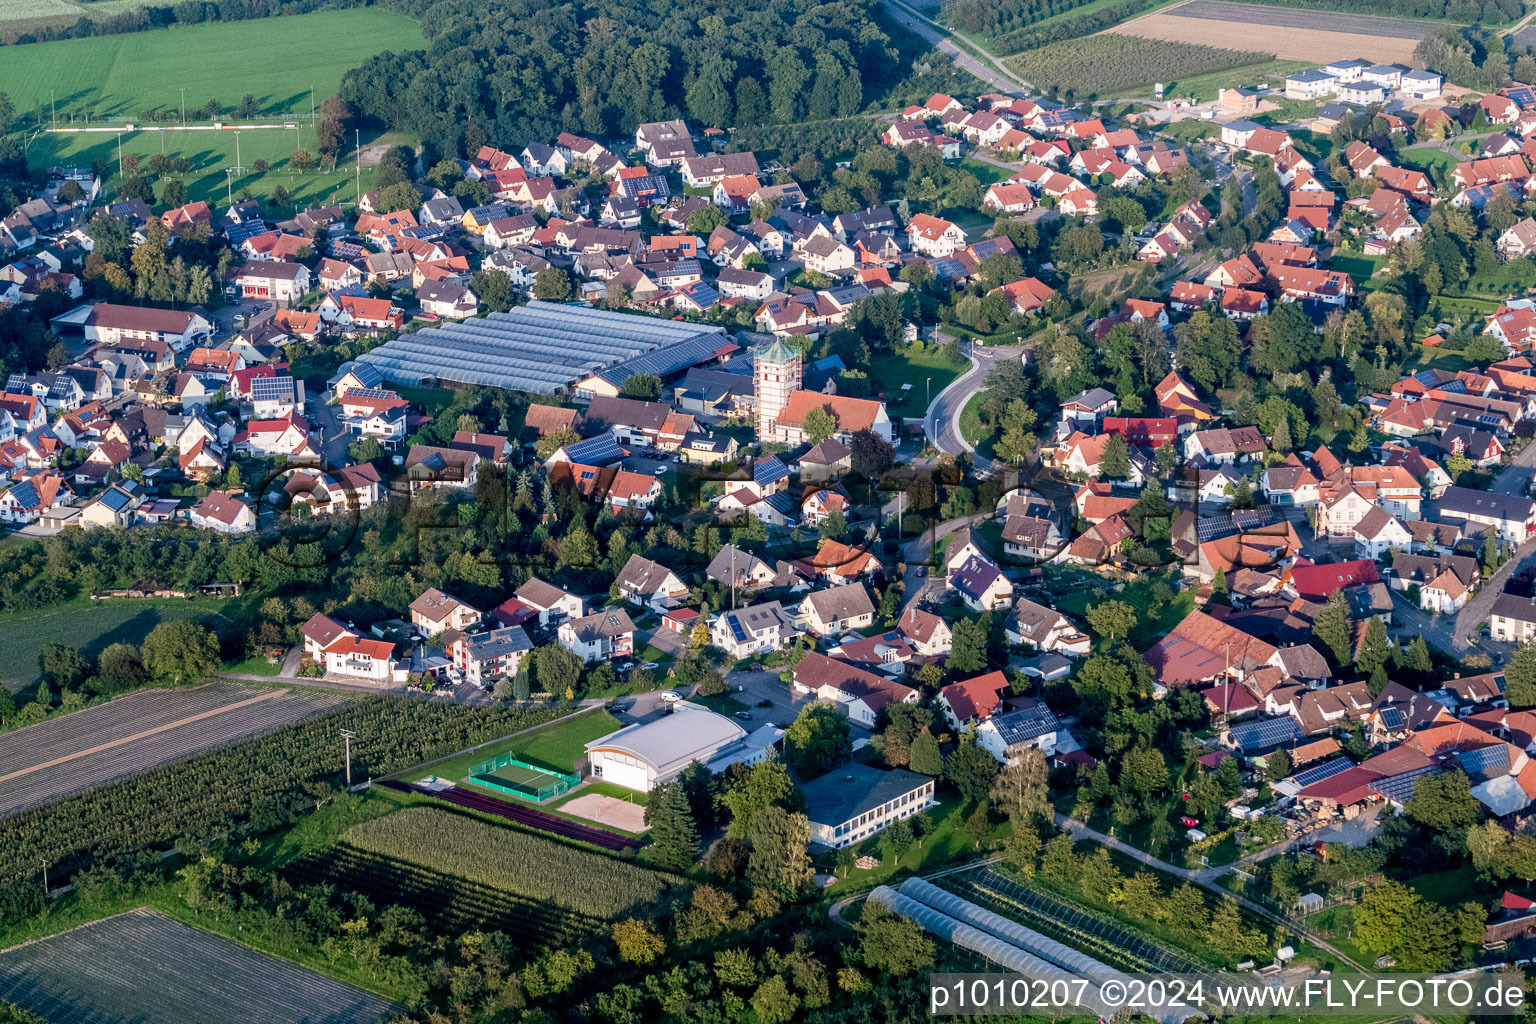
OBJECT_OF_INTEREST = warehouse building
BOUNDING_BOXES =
[358,301,730,395]
[583,706,782,791]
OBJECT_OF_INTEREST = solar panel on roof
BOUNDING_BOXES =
[728,615,749,644]
[564,434,624,465]
[1377,705,1405,729]
[250,377,295,400]
[1457,745,1510,775]
[1231,716,1301,752]
[1196,505,1279,543]
[1370,765,1440,803]
[1291,756,1353,789]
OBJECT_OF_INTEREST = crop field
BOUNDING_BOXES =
[0,909,397,1024]
[0,0,145,39]
[1006,33,1273,96]
[0,10,423,123]
[0,596,228,692]
[1105,0,1430,63]
[0,682,344,816]
[344,806,674,918]
[285,843,598,952]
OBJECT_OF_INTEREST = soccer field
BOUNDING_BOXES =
[0,9,423,122]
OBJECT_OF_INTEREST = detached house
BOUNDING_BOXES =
[800,583,876,636]
[1006,598,1090,654]
[792,652,918,727]
[907,213,966,257]
[559,607,636,663]
[409,588,483,635]
[614,553,689,611]
[711,601,798,658]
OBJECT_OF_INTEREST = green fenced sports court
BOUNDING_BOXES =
[465,753,579,803]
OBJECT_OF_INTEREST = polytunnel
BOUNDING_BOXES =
[868,886,1118,1019]
[898,877,1119,978]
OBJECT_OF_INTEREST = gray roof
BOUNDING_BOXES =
[707,544,773,585]
[1064,386,1115,410]
[1492,591,1536,626]
[800,762,931,828]
[464,625,532,661]
[359,301,725,394]
[803,583,875,623]
[988,700,1061,746]
[616,554,681,596]
[515,576,576,610]
[1437,485,1536,523]
[584,708,746,778]
[565,607,636,641]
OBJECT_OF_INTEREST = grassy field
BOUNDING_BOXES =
[397,708,621,782]
[23,122,408,210]
[868,345,966,419]
[1395,146,1460,178]
[957,156,1015,186]
[1051,570,1193,648]
[960,390,991,445]
[0,10,422,123]
[0,596,231,692]
[1102,58,1311,102]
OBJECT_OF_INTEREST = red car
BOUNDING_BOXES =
[1179,816,1200,828]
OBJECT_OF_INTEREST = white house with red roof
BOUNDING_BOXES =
[234,412,316,459]
[605,469,663,516]
[938,671,1011,729]
[188,490,256,533]
[906,213,965,257]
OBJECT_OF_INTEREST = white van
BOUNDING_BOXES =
[660,690,682,704]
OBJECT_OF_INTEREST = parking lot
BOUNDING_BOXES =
[727,667,815,730]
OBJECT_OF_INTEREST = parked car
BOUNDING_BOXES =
[660,690,682,703]
[733,711,752,721]
[1179,816,1200,827]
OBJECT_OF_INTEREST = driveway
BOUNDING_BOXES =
[302,390,353,466]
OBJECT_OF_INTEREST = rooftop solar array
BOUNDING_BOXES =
[1230,715,1302,752]
[1370,765,1441,803]
[1457,744,1510,776]
[1196,505,1279,543]
[359,302,725,394]
[1290,756,1353,789]
[249,376,296,401]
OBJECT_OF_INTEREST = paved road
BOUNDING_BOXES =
[924,343,1022,470]
[881,0,1031,96]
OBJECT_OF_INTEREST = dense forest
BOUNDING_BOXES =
[339,0,906,158]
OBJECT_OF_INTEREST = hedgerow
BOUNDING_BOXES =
[344,807,674,918]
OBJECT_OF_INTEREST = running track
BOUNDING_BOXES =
[381,780,638,851]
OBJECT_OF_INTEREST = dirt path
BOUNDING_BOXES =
[0,689,282,786]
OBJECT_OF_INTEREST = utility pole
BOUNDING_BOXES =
[50,91,54,131]
[310,87,315,125]
[355,128,361,205]
[233,129,243,174]
[226,169,233,206]
[180,87,185,126]
[116,133,122,177]
[341,729,356,789]
[41,860,47,896]
[926,375,932,409]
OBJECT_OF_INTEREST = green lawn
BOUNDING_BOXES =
[1099,58,1312,103]
[959,391,990,444]
[1,9,422,122]
[1395,146,1459,177]
[693,692,752,716]
[1157,119,1221,145]
[393,708,621,782]
[867,346,966,419]
[823,795,1000,894]
[0,596,232,693]
[1407,342,1473,374]
[1331,253,1386,285]
[222,654,284,676]
[957,157,1015,187]
[1053,571,1193,649]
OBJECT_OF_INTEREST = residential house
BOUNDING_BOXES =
[409,588,483,635]
[558,607,636,663]
[614,553,689,611]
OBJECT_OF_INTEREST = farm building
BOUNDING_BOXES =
[357,301,730,395]
[583,707,783,791]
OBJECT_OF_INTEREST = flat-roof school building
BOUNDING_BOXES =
[583,706,783,791]
[357,301,727,394]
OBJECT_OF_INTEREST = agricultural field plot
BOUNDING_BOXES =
[0,597,228,692]
[1006,33,1272,96]
[285,844,598,953]
[344,806,673,917]
[0,684,344,816]
[0,0,145,40]
[0,10,423,123]
[0,908,397,1024]
[1105,0,1430,63]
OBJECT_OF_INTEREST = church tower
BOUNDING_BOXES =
[754,338,801,442]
